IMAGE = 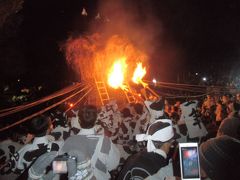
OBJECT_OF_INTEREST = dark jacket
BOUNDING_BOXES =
[117,150,168,180]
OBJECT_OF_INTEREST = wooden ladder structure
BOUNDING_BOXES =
[95,78,110,106]
[124,84,136,103]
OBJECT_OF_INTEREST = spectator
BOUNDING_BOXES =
[117,119,180,180]
[0,131,23,180]
[179,100,208,142]
[118,107,134,145]
[201,95,216,125]
[201,95,215,113]
[215,100,223,127]
[131,103,149,137]
[221,94,230,119]
[199,135,240,180]
[227,102,240,118]
[217,103,240,140]
[60,105,120,180]
[236,93,240,104]
[144,98,166,124]
[48,109,71,141]
[170,106,180,124]
[9,115,63,176]
[66,108,81,135]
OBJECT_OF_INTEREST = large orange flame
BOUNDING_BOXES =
[132,62,147,86]
[63,34,148,82]
[108,57,127,89]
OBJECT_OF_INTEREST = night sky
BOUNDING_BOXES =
[1,0,240,89]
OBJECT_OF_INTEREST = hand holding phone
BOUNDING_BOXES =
[179,143,201,180]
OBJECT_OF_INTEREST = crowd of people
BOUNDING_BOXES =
[1,92,240,180]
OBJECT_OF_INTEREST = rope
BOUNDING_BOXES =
[0,85,92,132]
[64,86,94,113]
[0,83,83,117]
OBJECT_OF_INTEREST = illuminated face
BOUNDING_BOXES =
[222,95,229,104]
[236,94,240,101]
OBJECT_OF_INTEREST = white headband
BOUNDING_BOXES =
[136,119,174,152]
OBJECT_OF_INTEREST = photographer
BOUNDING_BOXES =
[60,105,120,180]
[28,150,94,180]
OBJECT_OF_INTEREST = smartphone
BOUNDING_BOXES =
[52,155,68,174]
[179,143,201,180]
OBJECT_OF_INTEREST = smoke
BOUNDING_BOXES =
[62,0,183,82]
[92,0,163,55]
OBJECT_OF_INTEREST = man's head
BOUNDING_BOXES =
[78,105,98,129]
[236,93,240,102]
[199,135,240,180]
[120,107,133,118]
[206,95,211,100]
[217,116,240,140]
[132,103,144,115]
[29,115,51,137]
[222,94,229,104]
[136,119,180,152]
[227,102,240,118]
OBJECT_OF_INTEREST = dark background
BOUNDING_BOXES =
[1,0,240,91]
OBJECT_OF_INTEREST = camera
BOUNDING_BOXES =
[52,154,76,174]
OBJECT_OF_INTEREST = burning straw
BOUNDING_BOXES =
[63,34,148,82]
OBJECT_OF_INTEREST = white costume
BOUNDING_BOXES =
[179,100,208,139]
[144,100,165,124]
[61,128,120,180]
